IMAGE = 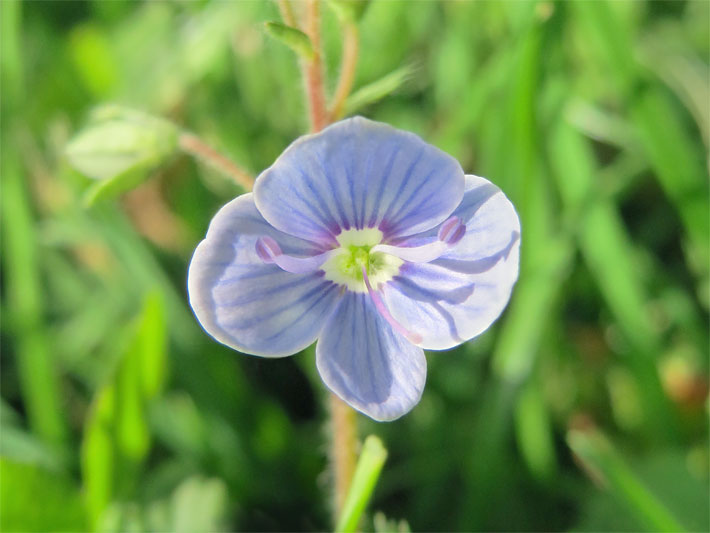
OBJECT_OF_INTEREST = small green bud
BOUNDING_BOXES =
[263,21,315,60]
[65,107,178,205]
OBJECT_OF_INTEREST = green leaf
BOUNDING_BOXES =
[169,477,229,533]
[548,115,677,439]
[81,290,168,528]
[513,379,556,481]
[0,458,87,532]
[136,290,168,398]
[336,435,388,533]
[327,0,371,23]
[263,21,314,60]
[344,64,415,115]
[373,511,410,533]
[95,476,229,533]
[65,106,178,205]
[2,124,68,454]
[567,429,686,532]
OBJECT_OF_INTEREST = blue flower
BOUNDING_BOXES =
[188,117,520,421]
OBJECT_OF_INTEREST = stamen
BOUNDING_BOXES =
[255,236,335,274]
[371,216,466,263]
[362,266,423,345]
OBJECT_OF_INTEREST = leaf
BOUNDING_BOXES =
[2,123,68,453]
[0,458,87,532]
[327,0,371,23]
[263,21,314,60]
[336,435,388,533]
[513,379,556,481]
[567,429,686,532]
[81,290,168,528]
[344,64,416,115]
[373,511,410,533]
[95,476,229,533]
[170,477,229,533]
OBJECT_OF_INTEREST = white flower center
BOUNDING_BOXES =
[321,228,403,293]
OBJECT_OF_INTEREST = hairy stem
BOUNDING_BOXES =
[288,1,360,524]
[330,21,359,122]
[178,132,254,191]
[277,0,298,29]
[329,393,359,520]
[304,0,328,132]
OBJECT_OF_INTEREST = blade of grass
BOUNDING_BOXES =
[567,429,686,532]
[514,378,557,481]
[549,114,678,440]
[463,6,570,527]
[81,291,168,528]
[335,435,388,533]
[573,0,709,283]
[2,148,69,454]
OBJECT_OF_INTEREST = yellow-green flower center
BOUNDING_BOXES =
[322,228,403,293]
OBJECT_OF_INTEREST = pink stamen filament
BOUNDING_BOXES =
[256,236,335,274]
[361,266,423,345]
[371,216,466,263]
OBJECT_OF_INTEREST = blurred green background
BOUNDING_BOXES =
[1,0,708,531]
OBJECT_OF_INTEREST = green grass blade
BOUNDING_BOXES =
[81,291,168,528]
[568,430,686,532]
[573,0,709,283]
[514,379,556,481]
[2,143,68,453]
[548,116,678,439]
[335,435,388,533]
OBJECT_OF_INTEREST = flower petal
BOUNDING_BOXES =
[253,117,465,244]
[188,194,341,356]
[382,175,521,350]
[316,292,426,421]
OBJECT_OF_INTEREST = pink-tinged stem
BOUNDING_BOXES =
[289,1,359,525]
[329,21,359,122]
[329,393,358,518]
[277,0,298,28]
[304,0,328,132]
[178,133,254,191]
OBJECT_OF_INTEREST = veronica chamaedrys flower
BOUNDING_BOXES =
[188,117,520,421]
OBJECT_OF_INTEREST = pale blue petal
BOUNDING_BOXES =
[253,117,465,243]
[382,175,520,350]
[316,293,426,421]
[188,194,341,356]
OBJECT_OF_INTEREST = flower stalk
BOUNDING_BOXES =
[304,0,328,132]
[277,0,298,28]
[288,0,361,520]
[329,393,359,518]
[330,21,359,122]
[178,132,254,191]
[276,1,368,525]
